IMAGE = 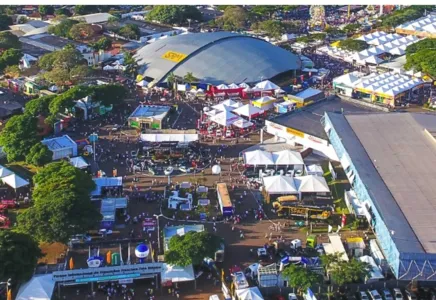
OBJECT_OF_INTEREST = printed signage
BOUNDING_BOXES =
[286,127,305,138]
[307,135,323,144]
[269,123,284,131]
[76,273,141,283]
[161,51,187,63]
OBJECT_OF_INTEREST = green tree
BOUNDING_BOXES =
[325,26,345,36]
[55,7,72,17]
[250,6,278,19]
[3,65,20,78]
[166,72,178,91]
[165,231,221,266]
[184,72,198,84]
[123,51,137,76]
[220,6,249,31]
[38,5,54,16]
[24,95,56,116]
[320,253,371,286]
[0,231,43,282]
[118,24,140,40]
[47,19,79,38]
[26,143,53,166]
[147,5,202,25]
[282,264,322,294]
[404,49,436,77]
[48,85,92,116]
[254,20,285,39]
[0,14,13,31]
[17,16,28,24]
[68,23,95,40]
[74,5,98,15]
[343,23,361,34]
[91,37,113,51]
[92,84,126,106]
[17,161,101,243]
[0,48,22,68]
[338,39,368,52]
[0,115,39,162]
[106,16,119,28]
[0,31,21,50]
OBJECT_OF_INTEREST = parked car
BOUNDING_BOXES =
[164,166,174,175]
[358,291,369,300]
[381,289,393,300]
[405,290,418,300]
[369,290,382,300]
[69,234,92,244]
[179,166,193,173]
[392,288,403,300]
[288,293,297,300]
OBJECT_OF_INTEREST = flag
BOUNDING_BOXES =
[328,225,333,233]
[341,214,347,227]
[221,269,225,282]
[7,289,11,300]
[106,251,112,265]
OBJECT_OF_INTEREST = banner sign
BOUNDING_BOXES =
[286,127,305,138]
[161,51,187,63]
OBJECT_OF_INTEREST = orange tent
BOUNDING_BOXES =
[69,257,74,270]
[7,289,11,300]
[106,251,112,265]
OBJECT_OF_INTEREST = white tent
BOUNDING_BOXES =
[262,175,298,194]
[243,150,274,166]
[103,65,115,71]
[272,150,304,166]
[305,164,324,176]
[161,263,195,283]
[216,84,229,90]
[16,275,55,300]
[235,287,264,300]
[232,104,263,118]
[221,99,238,107]
[295,175,330,193]
[232,119,254,128]
[228,83,239,89]
[69,156,89,169]
[239,82,251,89]
[0,166,13,178]
[212,103,233,112]
[136,80,149,87]
[254,80,280,91]
[364,56,383,65]
[2,174,29,189]
[210,111,241,127]
[359,255,384,283]
[140,133,199,143]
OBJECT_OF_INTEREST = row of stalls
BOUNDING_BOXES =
[333,71,426,106]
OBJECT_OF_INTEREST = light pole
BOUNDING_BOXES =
[153,214,163,254]
[259,76,264,98]
[187,18,192,29]
[89,133,98,162]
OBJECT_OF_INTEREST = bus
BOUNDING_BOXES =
[216,183,233,217]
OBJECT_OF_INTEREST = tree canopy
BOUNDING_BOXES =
[93,84,127,107]
[0,114,39,162]
[296,33,327,44]
[338,39,368,52]
[68,23,95,40]
[0,231,43,282]
[165,231,222,266]
[0,14,13,31]
[379,6,429,28]
[0,48,23,73]
[320,253,371,286]
[47,19,80,38]
[17,161,101,243]
[38,5,54,16]
[91,37,113,51]
[118,23,140,40]
[26,143,53,166]
[342,23,361,34]
[0,31,21,50]
[147,5,202,25]
[251,20,293,39]
[404,39,436,77]
[282,264,321,293]
[220,6,249,31]
[74,5,99,15]
[55,7,72,17]
[24,95,56,117]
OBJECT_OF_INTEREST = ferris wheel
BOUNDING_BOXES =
[309,5,327,29]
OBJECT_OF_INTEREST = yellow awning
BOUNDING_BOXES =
[331,41,341,48]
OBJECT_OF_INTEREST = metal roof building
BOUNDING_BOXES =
[134,32,301,85]
[323,112,436,281]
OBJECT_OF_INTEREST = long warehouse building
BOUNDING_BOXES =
[323,112,436,280]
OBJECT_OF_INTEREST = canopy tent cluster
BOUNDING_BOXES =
[243,150,304,167]
[396,14,436,35]
[262,175,330,195]
[0,165,30,190]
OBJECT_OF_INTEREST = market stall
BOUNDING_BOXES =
[252,96,277,110]
[232,104,264,120]
[243,150,274,167]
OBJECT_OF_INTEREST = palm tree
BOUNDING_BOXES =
[167,72,177,91]
[184,72,198,84]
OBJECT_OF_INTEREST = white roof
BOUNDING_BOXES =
[232,119,254,128]
[244,150,274,166]
[232,104,263,117]
[17,275,55,300]
[212,103,233,112]
[221,99,238,107]
[306,164,324,175]
[235,287,264,300]
[216,84,229,90]
[363,56,383,65]
[71,12,113,24]
[0,166,13,178]
[228,83,239,89]
[295,88,323,99]
[333,72,361,87]
[272,150,304,165]
[239,82,250,89]
[140,133,199,143]
[262,175,298,194]
[162,263,195,283]
[397,14,436,33]
[136,80,149,87]
[210,111,241,127]
[295,175,330,193]
[254,80,280,90]
[359,256,384,280]
[69,156,89,169]
[254,96,276,104]
[2,174,29,189]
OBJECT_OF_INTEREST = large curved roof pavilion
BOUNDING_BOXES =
[134,32,301,86]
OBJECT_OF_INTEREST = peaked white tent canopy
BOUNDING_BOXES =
[244,150,274,166]
[216,84,229,90]
[69,156,89,169]
[232,119,254,128]
[272,150,304,166]
[239,82,251,89]
[232,104,263,118]
[228,83,239,89]
[220,99,237,107]
[254,80,280,91]
[235,287,264,300]
[16,274,55,300]
[162,263,195,283]
[295,175,330,193]
[2,174,29,189]
[262,175,298,194]
[210,111,241,127]
[136,80,149,87]
[0,166,13,178]
[212,103,234,112]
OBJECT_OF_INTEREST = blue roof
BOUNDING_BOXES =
[129,105,170,120]
[134,32,301,85]
[42,135,76,150]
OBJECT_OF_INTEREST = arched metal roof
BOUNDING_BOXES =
[134,32,301,85]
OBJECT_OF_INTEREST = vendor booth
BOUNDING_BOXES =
[262,175,299,204]
[91,177,123,199]
[243,150,274,167]
[252,96,277,110]
[232,104,264,120]
[235,287,264,300]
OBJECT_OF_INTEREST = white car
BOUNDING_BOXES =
[381,289,393,300]
[179,166,192,173]
[369,290,382,300]
[288,293,297,300]
[257,248,267,258]
[393,289,403,300]
[164,166,174,175]
[359,291,369,300]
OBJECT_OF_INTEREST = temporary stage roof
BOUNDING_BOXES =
[295,175,330,193]
[235,287,264,300]
[16,274,55,300]
[2,174,29,189]
[262,175,298,194]
[210,111,241,127]
[254,80,280,91]
[140,133,199,143]
[232,104,263,118]
[243,150,274,166]
[272,150,304,166]
[162,263,195,283]
[69,156,89,169]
